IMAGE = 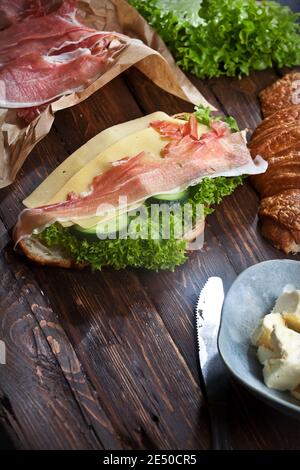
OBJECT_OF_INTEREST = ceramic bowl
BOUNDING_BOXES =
[218,259,300,419]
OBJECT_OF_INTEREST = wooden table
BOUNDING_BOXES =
[1,57,300,449]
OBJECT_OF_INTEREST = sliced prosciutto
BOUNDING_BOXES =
[150,117,231,145]
[16,103,48,122]
[0,0,128,109]
[150,114,202,140]
[0,0,62,30]
[14,117,267,242]
[0,34,127,108]
[0,4,97,67]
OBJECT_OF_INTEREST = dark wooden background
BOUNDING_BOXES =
[0,1,300,450]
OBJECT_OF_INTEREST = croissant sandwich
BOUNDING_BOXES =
[14,109,267,270]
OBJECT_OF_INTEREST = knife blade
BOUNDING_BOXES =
[195,277,232,450]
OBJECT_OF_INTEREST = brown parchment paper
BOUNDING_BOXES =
[0,0,214,188]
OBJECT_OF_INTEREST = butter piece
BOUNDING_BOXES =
[263,324,300,391]
[252,288,300,401]
[257,345,277,364]
[274,290,300,333]
[251,313,285,350]
[283,312,300,334]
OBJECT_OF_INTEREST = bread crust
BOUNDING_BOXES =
[251,104,300,142]
[249,122,300,159]
[250,149,300,197]
[259,72,300,117]
[18,238,81,269]
[259,190,300,254]
[260,218,300,255]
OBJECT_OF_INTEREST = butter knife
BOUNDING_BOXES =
[195,276,231,450]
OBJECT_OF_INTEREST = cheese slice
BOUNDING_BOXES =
[24,112,170,208]
[49,126,166,204]
[48,117,207,205]
[24,113,208,228]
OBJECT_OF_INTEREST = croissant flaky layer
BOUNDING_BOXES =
[259,72,300,117]
[251,104,300,142]
[259,190,300,254]
[251,150,300,197]
[251,72,300,254]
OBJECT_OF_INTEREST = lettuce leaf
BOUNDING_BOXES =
[194,105,239,131]
[129,0,300,78]
[156,0,204,27]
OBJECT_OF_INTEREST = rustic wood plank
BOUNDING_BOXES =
[207,69,280,129]
[3,67,296,448]
[0,78,145,450]
[136,226,238,380]
[29,264,210,450]
[199,69,300,271]
[41,78,210,449]
[0,247,122,450]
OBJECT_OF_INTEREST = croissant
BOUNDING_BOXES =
[259,72,300,117]
[259,190,300,254]
[250,72,300,254]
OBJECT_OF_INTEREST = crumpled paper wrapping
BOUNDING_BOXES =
[0,0,214,187]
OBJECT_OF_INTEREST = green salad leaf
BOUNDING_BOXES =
[39,222,188,271]
[129,0,300,78]
[194,105,239,131]
[156,0,204,27]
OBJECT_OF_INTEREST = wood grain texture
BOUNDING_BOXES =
[0,248,121,450]
[1,43,300,449]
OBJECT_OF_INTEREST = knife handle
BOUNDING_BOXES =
[208,400,231,450]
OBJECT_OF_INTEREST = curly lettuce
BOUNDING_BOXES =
[129,0,300,78]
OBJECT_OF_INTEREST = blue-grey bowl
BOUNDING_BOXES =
[218,259,300,419]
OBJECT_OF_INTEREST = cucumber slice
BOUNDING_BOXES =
[72,212,129,240]
[151,189,189,203]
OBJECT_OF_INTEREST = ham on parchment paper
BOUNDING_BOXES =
[0,0,213,187]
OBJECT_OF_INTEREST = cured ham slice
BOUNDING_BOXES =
[16,104,48,122]
[0,2,89,54]
[0,0,62,30]
[0,1,94,69]
[150,117,229,142]
[0,34,127,107]
[14,117,267,242]
[150,114,201,140]
[0,1,128,109]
